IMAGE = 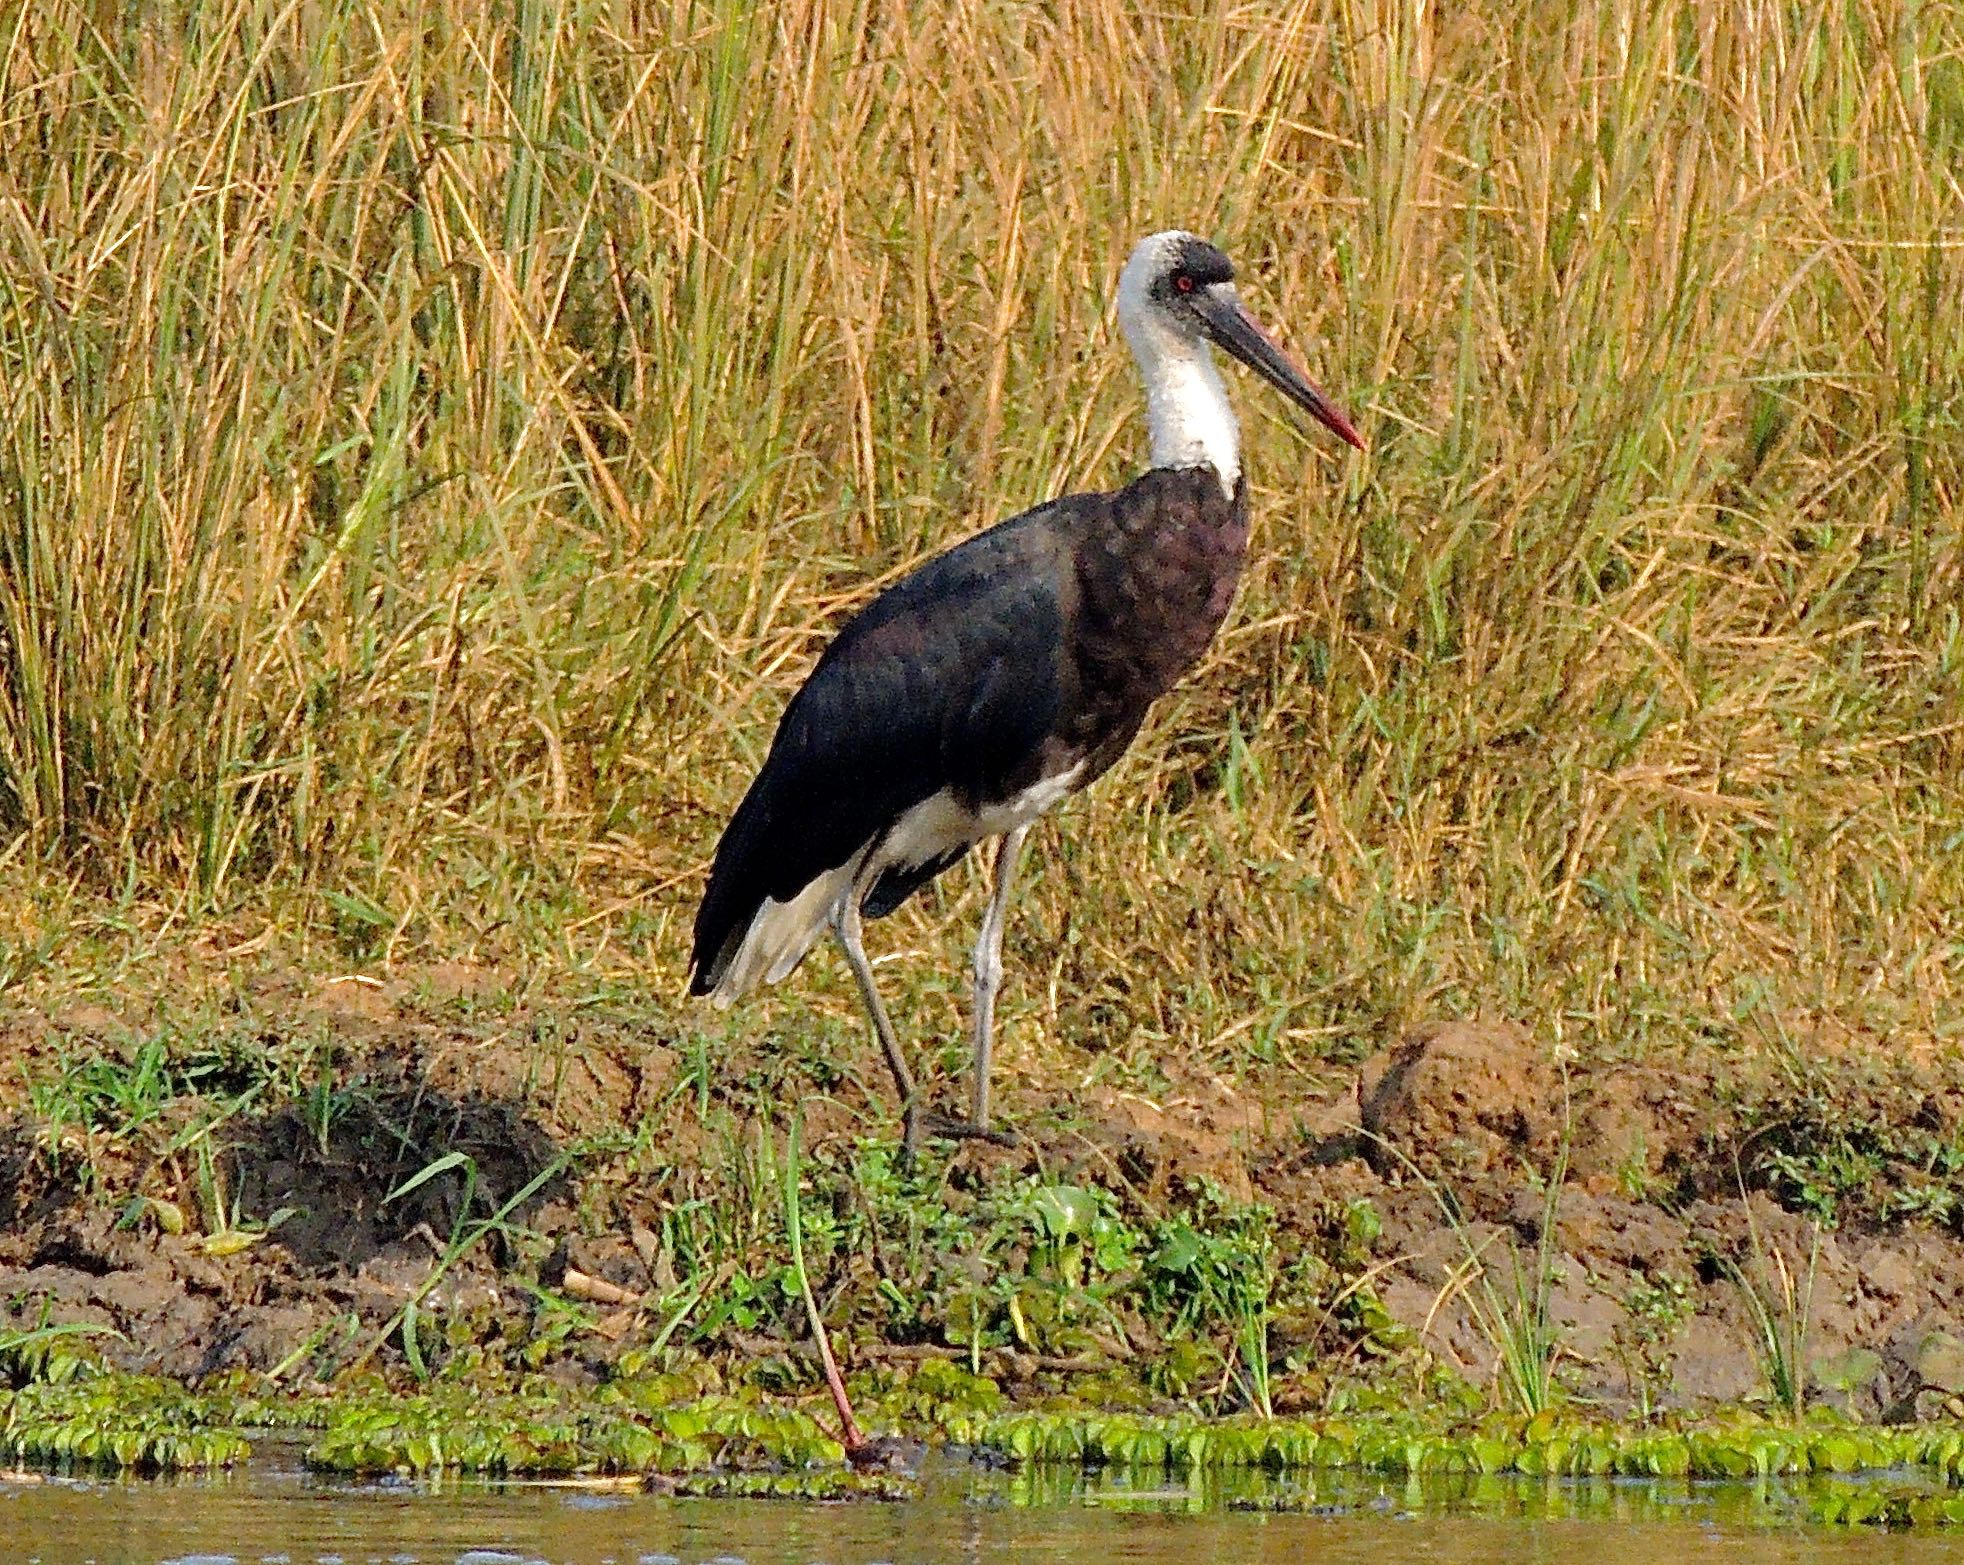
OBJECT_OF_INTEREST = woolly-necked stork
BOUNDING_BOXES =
[689,230,1363,1153]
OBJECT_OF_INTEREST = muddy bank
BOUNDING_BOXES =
[2,969,1963,1422]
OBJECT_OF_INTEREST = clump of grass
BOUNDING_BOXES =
[1371,1117,1572,1417]
[1720,1201,1822,1422]
[625,1121,1306,1407]
[1739,1061,1964,1231]
[1137,1185,1283,1417]
[1435,1170,1569,1417]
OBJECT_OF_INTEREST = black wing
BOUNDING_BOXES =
[688,504,1075,995]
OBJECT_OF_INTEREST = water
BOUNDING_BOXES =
[4,1452,1962,1565]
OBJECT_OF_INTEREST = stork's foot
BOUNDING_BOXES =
[898,1104,1014,1165]
[918,1109,1015,1147]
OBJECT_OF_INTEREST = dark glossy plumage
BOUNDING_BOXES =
[688,463,1248,996]
[686,228,1361,1150]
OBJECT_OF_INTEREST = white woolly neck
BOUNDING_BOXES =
[1116,238,1241,495]
[1136,346,1239,495]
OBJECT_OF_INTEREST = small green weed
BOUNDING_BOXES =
[1139,1184,1279,1417]
[1747,1077,1964,1232]
[348,1147,573,1380]
[1608,1272,1693,1421]
[0,1317,120,1388]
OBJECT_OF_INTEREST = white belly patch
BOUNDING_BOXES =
[706,763,1084,1005]
[873,763,1084,883]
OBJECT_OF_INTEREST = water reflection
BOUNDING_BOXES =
[2,1453,1957,1565]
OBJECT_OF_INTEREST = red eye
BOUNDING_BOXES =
[1175,273,1194,293]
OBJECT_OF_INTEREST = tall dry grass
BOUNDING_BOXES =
[1,0,1960,1071]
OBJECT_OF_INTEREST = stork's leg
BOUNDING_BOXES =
[831,892,922,1155]
[968,823,1030,1131]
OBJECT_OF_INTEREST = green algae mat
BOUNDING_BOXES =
[6,1360,1962,1530]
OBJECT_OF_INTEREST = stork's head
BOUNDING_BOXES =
[1117,231,1364,453]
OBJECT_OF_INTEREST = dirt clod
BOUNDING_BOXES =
[1357,1020,1556,1185]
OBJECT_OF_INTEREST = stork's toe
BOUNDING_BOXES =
[918,1110,1016,1147]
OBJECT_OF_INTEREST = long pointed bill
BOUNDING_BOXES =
[1195,285,1365,452]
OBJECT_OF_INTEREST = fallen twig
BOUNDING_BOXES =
[563,1267,640,1308]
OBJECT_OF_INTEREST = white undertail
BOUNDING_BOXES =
[708,764,1086,1005]
[1117,232,1241,495]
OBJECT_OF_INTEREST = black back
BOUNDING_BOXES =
[688,465,1248,995]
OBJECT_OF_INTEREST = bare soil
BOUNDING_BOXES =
[3,961,1963,1420]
